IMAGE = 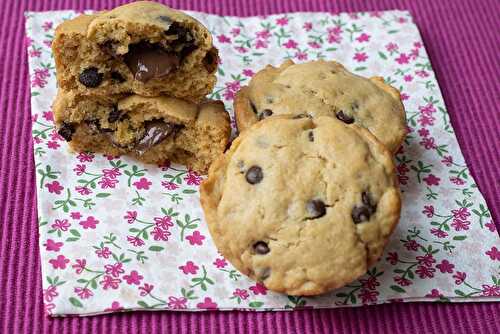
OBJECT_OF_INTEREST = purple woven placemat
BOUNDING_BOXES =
[1,0,498,333]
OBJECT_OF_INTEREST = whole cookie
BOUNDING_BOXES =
[234,60,407,153]
[201,116,401,295]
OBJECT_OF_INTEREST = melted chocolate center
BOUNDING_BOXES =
[135,120,182,154]
[124,43,180,83]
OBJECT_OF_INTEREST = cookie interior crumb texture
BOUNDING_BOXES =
[52,1,218,102]
[53,90,231,173]
[234,60,407,153]
[201,116,401,295]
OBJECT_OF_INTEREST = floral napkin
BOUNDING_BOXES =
[25,9,499,316]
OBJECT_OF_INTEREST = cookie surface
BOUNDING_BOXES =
[234,60,406,153]
[52,1,218,101]
[53,90,231,173]
[201,116,401,295]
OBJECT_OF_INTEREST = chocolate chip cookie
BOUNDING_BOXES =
[53,90,231,173]
[200,116,401,295]
[234,60,407,153]
[52,1,218,101]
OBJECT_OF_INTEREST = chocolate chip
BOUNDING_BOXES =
[293,113,311,119]
[352,192,377,224]
[308,131,314,142]
[165,23,197,57]
[124,42,180,83]
[100,40,119,57]
[336,110,354,124]
[250,102,258,115]
[111,71,125,83]
[258,109,273,120]
[79,67,103,88]
[306,199,326,219]
[135,120,183,155]
[107,105,122,123]
[86,119,112,134]
[57,122,75,141]
[203,48,218,72]
[253,241,269,254]
[245,166,263,184]
[158,15,172,25]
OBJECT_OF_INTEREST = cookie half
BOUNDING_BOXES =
[201,116,401,295]
[52,1,218,101]
[234,60,407,153]
[53,90,230,173]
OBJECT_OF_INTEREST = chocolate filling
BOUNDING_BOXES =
[124,42,180,83]
[135,120,183,155]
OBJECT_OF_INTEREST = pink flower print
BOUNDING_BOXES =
[327,33,341,44]
[151,226,171,241]
[34,68,49,80]
[162,181,179,190]
[233,288,249,300]
[45,180,63,194]
[419,136,437,149]
[124,211,137,224]
[416,253,436,267]
[404,239,420,251]
[184,170,202,185]
[398,174,409,185]
[395,53,410,64]
[101,275,121,290]
[416,265,435,279]
[96,246,111,259]
[451,207,470,220]
[414,41,422,49]
[422,205,434,218]
[386,252,398,265]
[359,288,379,304]
[295,51,308,61]
[102,167,121,179]
[217,34,231,43]
[123,270,143,285]
[255,39,268,49]
[243,69,255,77]
[485,221,497,232]
[167,296,188,309]
[43,239,63,252]
[453,271,466,285]
[416,70,429,78]
[44,303,55,315]
[451,218,470,231]
[235,46,247,53]
[356,33,370,42]
[77,152,94,162]
[486,247,500,261]
[75,186,92,195]
[43,39,52,48]
[397,17,407,23]
[403,74,413,82]
[42,21,53,31]
[400,92,409,100]
[450,177,465,185]
[213,258,227,268]
[223,89,235,100]
[256,29,271,39]
[98,177,118,189]
[308,41,321,49]
[186,231,205,246]
[47,141,60,150]
[139,283,154,296]
[249,283,268,295]
[276,17,289,26]
[49,255,70,270]
[369,11,382,17]
[420,103,436,115]
[72,259,86,274]
[154,216,173,230]
[394,276,412,286]
[410,48,419,60]
[481,285,500,297]
[441,155,453,166]
[283,39,298,49]
[127,236,144,247]
[425,289,443,298]
[43,285,58,302]
[430,228,448,238]
[79,216,99,229]
[436,260,455,273]
[34,137,42,144]
[29,48,42,58]
[353,52,368,62]
[73,164,86,176]
[133,177,152,190]
[230,28,241,36]
[197,297,218,309]
[418,128,430,137]
[385,42,398,52]
[303,22,313,31]
[104,301,123,311]
[360,276,380,290]
[397,163,409,175]
[74,287,93,299]
[328,26,342,35]
[42,111,54,121]
[105,262,125,278]
[25,36,33,47]
[423,174,440,186]
[226,80,241,92]
[51,219,70,232]
[179,261,199,275]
